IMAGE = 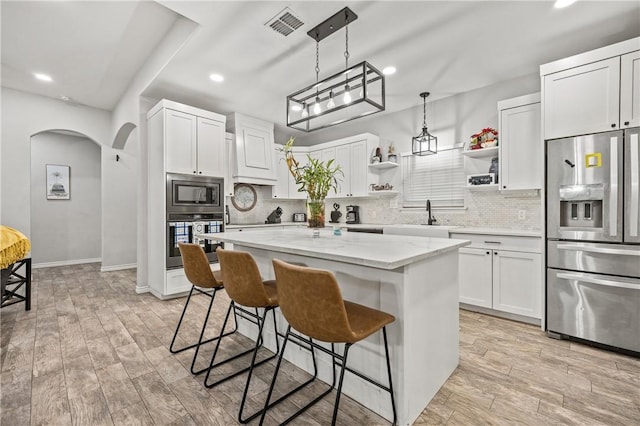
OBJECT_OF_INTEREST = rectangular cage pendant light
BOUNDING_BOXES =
[286,7,385,132]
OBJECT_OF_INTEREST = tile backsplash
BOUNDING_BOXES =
[227,185,541,230]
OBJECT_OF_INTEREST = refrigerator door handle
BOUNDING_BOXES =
[556,272,639,290]
[631,133,639,237]
[556,243,640,256]
[609,136,618,237]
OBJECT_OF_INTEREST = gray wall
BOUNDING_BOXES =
[30,132,101,265]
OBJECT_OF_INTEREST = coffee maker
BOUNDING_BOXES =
[345,205,360,224]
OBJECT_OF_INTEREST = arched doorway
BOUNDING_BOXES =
[29,130,102,267]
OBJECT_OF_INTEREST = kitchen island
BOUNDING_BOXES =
[198,228,469,425]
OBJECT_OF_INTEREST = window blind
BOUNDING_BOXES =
[402,145,465,208]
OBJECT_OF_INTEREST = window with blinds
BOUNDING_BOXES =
[401,145,466,208]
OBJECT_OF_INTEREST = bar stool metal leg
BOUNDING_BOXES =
[383,326,397,425]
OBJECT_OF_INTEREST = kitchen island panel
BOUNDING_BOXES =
[229,241,460,425]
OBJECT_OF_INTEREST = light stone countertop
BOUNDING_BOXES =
[198,228,470,270]
[225,222,541,237]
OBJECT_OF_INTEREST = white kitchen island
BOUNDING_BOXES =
[199,228,469,425]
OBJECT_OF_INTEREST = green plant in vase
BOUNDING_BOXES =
[282,137,342,228]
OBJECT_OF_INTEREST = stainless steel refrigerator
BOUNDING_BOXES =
[546,128,640,354]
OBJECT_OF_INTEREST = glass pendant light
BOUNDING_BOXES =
[313,97,322,114]
[301,102,308,118]
[412,92,438,156]
[343,85,352,104]
[327,91,336,109]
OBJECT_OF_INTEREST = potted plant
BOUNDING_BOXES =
[282,137,343,228]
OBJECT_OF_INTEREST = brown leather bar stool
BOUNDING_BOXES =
[170,243,241,375]
[261,259,397,426]
[207,248,318,424]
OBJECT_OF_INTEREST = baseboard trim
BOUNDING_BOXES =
[100,263,137,272]
[136,285,151,294]
[32,258,102,269]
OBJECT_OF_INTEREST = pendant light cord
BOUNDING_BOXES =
[422,95,427,129]
[344,17,350,69]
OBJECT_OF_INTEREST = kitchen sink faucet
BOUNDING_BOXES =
[426,200,437,225]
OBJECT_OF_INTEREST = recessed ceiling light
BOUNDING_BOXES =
[209,73,224,82]
[382,66,396,76]
[34,73,52,82]
[60,96,70,101]
[554,0,578,8]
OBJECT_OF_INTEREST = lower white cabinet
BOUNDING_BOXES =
[454,233,542,320]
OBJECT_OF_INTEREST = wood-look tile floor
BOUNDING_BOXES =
[1,264,638,425]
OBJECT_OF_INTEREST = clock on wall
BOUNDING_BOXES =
[231,183,257,212]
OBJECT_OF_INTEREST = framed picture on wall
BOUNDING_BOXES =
[46,164,70,200]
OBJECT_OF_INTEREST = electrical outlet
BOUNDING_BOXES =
[518,210,526,220]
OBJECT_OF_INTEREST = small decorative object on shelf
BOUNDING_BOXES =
[387,143,397,163]
[469,127,499,150]
[370,183,394,191]
[372,147,383,164]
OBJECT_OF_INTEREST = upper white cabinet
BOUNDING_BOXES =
[541,37,640,139]
[320,136,374,198]
[272,145,308,199]
[498,93,542,191]
[621,50,640,128]
[226,113,277,185]
[158,102,225,177]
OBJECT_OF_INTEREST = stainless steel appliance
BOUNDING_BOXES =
[546,128,640,354]
[166,173,224,269]
[166,173,222,213]
[166,214,224,269]
[292,212,307,222]
[345,205,360,224]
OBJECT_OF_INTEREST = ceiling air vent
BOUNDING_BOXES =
[265,7,304,37]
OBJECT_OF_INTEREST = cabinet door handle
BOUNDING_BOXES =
[494,252,498,255]
[193,171,197,174]
[199,171,202,174]
[486,251,490,255]
[503,185,507,189]
[624,121,630,126]
[611,123,617,128]
[484,240,502,244]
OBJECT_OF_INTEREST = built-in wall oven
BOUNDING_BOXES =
[546,128,640,354]
[166,173,224,269]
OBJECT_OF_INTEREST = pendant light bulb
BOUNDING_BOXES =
[343,85,352,104]
[327,91,336,109]
[313,97,322,115]
[301,102,308,118]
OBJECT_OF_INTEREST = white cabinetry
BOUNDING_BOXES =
[146,99,226,299]
[621,50,640,128]
[326,138,371,198]
[224,133,235,197]
[226,113,276,185]
[272,145,308,199]
[163,105,225,177]
[452,232,542,322]
[498,93,542,191]
[540,37,639,139]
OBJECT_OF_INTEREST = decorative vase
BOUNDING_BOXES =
[307,199,326,228]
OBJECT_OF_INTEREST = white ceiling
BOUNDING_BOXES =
[2,1,640,138]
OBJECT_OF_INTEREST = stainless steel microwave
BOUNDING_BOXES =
[166,173,223,213]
